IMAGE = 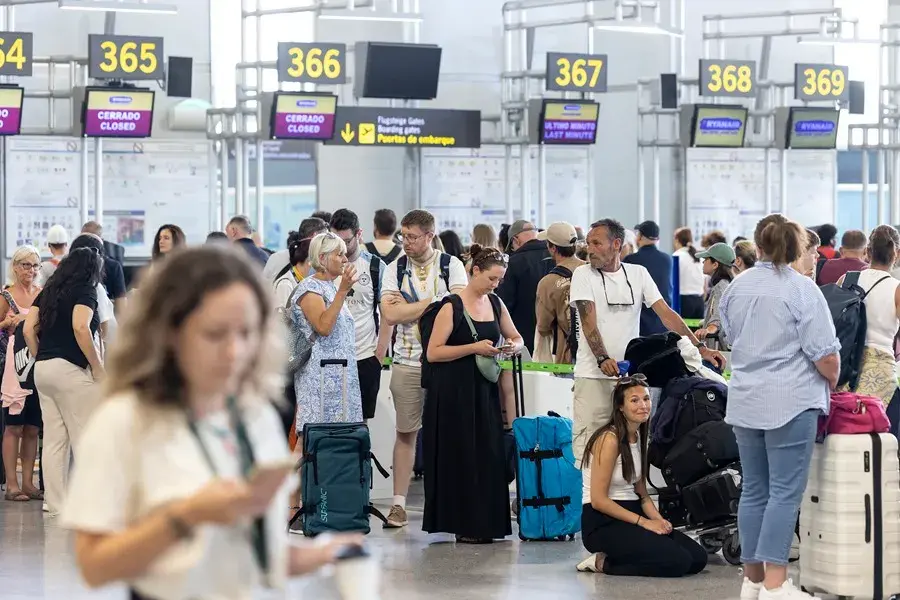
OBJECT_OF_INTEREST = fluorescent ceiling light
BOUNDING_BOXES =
[592,22,683,37]
[58,0,177,14]
[796,35,879,45]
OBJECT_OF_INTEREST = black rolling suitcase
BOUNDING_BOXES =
[680,466,741,525]
[661,420,739,487]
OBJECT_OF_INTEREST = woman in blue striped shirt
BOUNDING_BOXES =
[719,214,840,600]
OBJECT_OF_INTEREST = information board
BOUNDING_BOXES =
[5,137,210,259]
[326,106,481,148]
[685,148,836,242]
[421,146,590,243]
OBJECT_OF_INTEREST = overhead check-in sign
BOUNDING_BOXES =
[0,32,33,77]
[326,106,481,148]
[276,42,346,85]
[88,34,164,80]
[699,59,756,98]
[545,52,608,93]
[794,63,849,102]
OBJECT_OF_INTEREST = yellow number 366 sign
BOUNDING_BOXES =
[88,34,164,80]
[277,42,346,84]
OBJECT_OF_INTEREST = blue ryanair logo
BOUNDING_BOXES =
[296,99,317,108]
[794,120,836,134]
[109,96,133,104]
[563,104,582,111]
[699,118,743,132]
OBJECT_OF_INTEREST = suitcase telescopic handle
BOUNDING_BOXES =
[320,359,348,367]
[319,359,349,420]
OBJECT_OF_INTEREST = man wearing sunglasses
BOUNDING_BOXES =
[568,219,725,460]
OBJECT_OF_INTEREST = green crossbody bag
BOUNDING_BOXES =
[462,307,502,383]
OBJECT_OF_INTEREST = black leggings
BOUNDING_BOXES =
[581,501,707,577]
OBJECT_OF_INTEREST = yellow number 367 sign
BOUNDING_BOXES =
[88,34,164,80]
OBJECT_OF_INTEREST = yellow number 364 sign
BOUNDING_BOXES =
[88,34,164,80]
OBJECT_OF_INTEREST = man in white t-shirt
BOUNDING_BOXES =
[330,209,394,421]
[380,209,467,528]
[569,218,724,463]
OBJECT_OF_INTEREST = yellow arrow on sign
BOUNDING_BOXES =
[340,122,355,143]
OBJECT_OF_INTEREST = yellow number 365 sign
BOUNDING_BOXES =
[88,34,164,80]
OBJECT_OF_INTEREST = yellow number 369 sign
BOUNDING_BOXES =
[88,34,164,80]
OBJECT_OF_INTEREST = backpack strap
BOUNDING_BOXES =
[395,255,418,301]
[439,253,452,292]
[815,257,827,285]
[1,289,19,315]
[369,254,383,333]
[364,241,378,257]
[861,274,892,300]
[549,265,573,279]
[384,244,402,264]
[274,262,292,281]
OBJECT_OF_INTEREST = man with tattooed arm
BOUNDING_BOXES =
[568,218,726,462]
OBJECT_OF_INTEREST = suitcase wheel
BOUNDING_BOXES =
[722,532,742,566]
[518,532,527,541]
[698,535,722,554]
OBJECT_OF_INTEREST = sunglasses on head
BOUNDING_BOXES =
[615,373,647,388]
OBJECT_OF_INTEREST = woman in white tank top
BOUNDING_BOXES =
[837,225,900,406]
[575,374,707,577]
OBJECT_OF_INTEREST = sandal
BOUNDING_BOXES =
[23,489,43,500]
[4,490,30,502]
[455,535,493,544]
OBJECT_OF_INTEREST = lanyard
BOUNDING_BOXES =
[185,397,268,574]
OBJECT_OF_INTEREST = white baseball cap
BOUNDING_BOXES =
[46,225,69,245]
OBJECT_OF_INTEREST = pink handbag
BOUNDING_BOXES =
[818,392,891,437]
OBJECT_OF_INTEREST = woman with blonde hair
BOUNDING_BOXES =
[291,232,362,444]
[471,223,498,250]
[60,246,361,599]
[733,240,758,276]
[0,245,43,502]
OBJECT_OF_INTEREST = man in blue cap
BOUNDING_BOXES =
[623,220,673,336]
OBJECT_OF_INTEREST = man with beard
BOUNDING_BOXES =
[569,218,725,461]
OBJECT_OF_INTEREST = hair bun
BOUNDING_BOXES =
[469,243,485,258]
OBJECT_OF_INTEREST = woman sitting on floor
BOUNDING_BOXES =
[577,374,707,577]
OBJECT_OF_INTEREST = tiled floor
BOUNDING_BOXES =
[0,480,772,600]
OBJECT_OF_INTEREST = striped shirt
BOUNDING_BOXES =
[720,262,840,430]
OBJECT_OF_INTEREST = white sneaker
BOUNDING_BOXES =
[42,502,49,513]
[759,579,814,599]
[740,578,763,600]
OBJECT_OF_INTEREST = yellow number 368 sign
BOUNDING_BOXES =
[88,34,164,80]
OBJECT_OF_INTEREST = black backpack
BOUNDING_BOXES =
[547,265,578,361]
[418,293,501,389]
[366,241,402,266]
[820,271,890,391]
[624,332,689,388]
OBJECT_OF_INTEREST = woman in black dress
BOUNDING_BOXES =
[423,245,524,543]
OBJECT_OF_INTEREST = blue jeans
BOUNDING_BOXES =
[732,409,818,565]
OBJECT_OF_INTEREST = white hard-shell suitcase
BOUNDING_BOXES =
[799,433,900,599]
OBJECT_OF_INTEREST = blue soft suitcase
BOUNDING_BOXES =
[511,355,582,541]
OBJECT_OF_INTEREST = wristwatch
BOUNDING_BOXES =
[694,340,706,349]
[596,355,610,367]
